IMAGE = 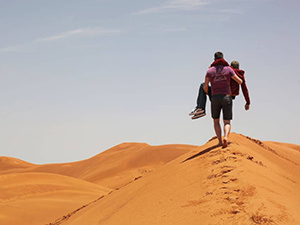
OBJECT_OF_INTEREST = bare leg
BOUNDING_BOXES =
[223,120,231,148]
[213,119,222,146]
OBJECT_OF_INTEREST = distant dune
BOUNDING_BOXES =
[0,143,197,189]
[1,133,300,225]
[0,172,111,225]
[0,157,34,170]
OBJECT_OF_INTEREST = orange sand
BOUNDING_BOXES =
[1,133,300,225]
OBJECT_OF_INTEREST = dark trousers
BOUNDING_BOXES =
[196,83,211,111]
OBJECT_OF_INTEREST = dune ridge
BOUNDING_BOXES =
[49,133,300,225]
[0,143,197,190]
[0,142,197,225]
[1,133,300,225]
[0,156,34,171]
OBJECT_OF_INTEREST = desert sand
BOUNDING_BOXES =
[1,133,300,225]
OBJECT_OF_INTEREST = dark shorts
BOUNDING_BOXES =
[211,94,233,120]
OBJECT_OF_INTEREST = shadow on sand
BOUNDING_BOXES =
[181,145,220,163]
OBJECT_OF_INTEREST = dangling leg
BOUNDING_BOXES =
[196,83,208,111]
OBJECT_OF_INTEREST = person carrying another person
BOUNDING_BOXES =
[203,51,242,147]
[189,57,250,119]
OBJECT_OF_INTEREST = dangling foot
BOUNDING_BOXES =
[191,112,206,120]
[189,108,204,116]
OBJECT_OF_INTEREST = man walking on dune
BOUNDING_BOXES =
[204,52,242,147]
[189,60,250,119]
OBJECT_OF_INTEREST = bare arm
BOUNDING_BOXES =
[231,74,242,85]
[203,77,210,94]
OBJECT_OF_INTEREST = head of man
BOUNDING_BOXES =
[231,61,240,69]
[214,51,224,60]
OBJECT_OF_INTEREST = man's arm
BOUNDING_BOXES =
[203,77,210,94]
[231,74,242,85]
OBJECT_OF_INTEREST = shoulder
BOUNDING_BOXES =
[227,66,235,72]
[206,66,216,74]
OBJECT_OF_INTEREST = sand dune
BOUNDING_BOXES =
[0,142,197,225]
[0,143,197,189]
[50,133,300,225]
[0,172,111,225]
[1,133,300,225]
[0,156,34,171]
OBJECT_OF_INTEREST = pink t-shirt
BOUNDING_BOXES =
[206,66,235,96]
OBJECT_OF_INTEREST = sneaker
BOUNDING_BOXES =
[189,108,204,116]
[191,112,206,119]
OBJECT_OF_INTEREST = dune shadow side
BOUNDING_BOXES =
[181,145,219,163]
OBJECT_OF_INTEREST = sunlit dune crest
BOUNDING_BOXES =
[1,133,300,225]
[1,142,198,189]
[0,157,34,171]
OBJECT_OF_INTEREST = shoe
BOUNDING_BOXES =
[191,112,206,119]
[189,108,204,116]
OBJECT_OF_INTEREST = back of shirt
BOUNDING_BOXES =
[206,65,235,96]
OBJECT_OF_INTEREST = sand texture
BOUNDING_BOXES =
[1,133,300,225]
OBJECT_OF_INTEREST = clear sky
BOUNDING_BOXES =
[1,0,299,164]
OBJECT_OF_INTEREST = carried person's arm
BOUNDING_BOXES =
[241,80,250,110]
[231,73,249,110]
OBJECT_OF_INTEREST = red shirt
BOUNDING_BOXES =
[230,68,251,105]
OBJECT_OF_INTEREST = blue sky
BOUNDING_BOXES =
[1,0,299,164]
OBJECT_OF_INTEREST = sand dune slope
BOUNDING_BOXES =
[0,156,34,171]
[0,172,111,225]
[76,143,198,189]
[1,143,197,189]
[49,133,300,225]
[0,143,197,225]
